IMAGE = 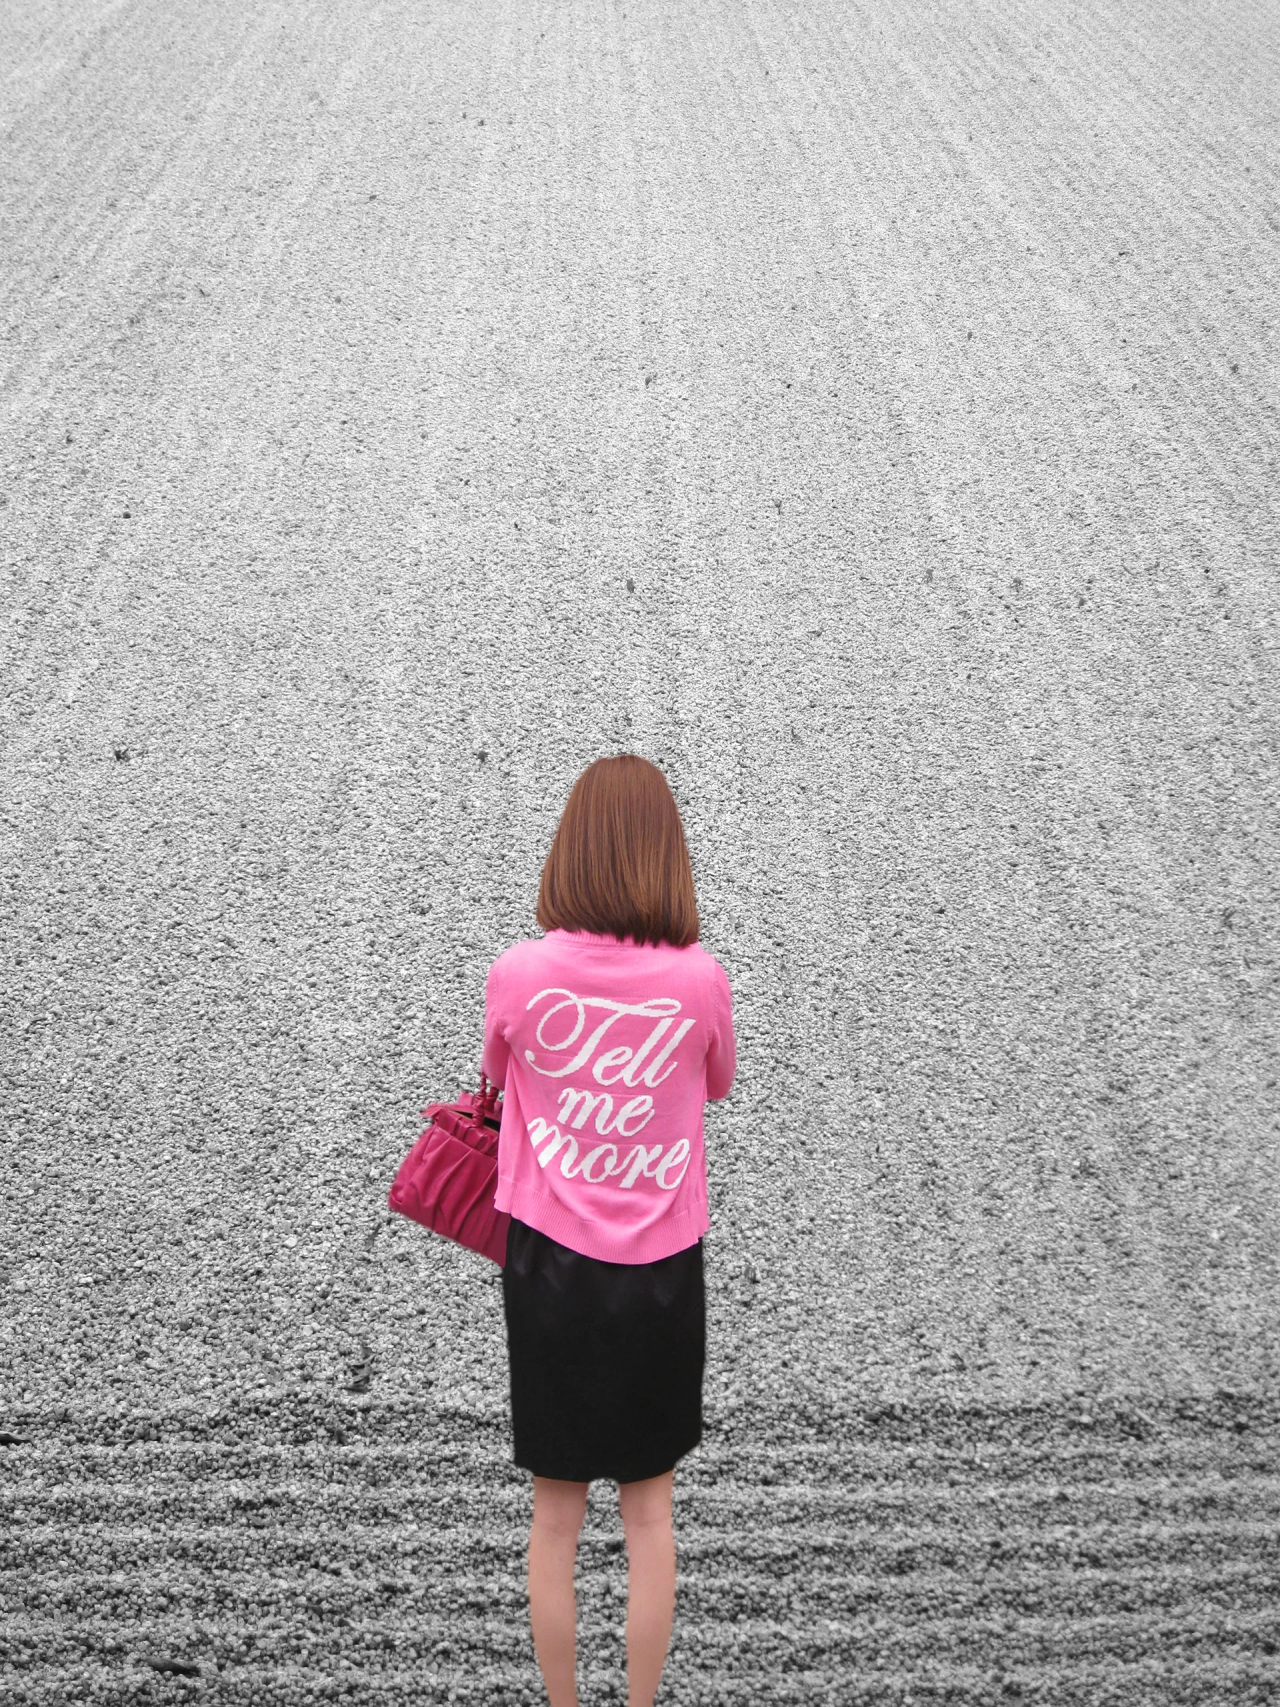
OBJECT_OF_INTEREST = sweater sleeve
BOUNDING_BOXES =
[481,953,511,1089]
[705,954,736,1102]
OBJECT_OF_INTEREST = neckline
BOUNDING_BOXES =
[549,928,633,944]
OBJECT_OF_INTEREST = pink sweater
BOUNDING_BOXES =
[481,927,736,1263]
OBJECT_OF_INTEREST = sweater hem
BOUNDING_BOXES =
[497,1184,708,1264]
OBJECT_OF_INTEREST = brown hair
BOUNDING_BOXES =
[535,754,701,948]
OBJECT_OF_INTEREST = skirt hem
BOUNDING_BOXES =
[514,1432,701,1485]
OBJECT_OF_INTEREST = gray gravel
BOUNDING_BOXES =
[2,0,1279,1702]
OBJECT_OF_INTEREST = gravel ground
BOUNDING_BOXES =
[2,0,1279,1701]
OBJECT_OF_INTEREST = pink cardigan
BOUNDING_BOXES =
[481,927,736,1263]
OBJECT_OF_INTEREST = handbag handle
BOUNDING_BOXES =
[477,1070,500,1115]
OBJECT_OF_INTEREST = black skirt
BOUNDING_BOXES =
[501,1214,705,1484]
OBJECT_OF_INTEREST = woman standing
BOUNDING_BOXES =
[481,753,737,1707]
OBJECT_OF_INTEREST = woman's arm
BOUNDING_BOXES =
[481,954,511,1088]
[705,956,736,1101]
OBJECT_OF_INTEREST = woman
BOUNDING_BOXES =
[480,753,737,1707]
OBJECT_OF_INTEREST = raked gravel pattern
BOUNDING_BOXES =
[3,0,1279,1702]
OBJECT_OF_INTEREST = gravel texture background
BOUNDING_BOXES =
[2,0,1279,1701]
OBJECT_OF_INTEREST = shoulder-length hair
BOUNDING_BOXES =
[535,754,701,948]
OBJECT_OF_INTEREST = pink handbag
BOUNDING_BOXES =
[387,1070,512,1267]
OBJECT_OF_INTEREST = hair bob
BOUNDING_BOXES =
[535,754,701,949]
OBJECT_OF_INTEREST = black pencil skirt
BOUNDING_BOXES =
[501,1214,705,1485]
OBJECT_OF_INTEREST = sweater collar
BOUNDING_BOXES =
[548,927,634,945]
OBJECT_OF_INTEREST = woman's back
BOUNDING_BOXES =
[483,924,735,1265]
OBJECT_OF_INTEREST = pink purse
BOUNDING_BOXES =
[387,1071,512,1267]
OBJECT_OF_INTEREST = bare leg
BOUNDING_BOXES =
[619,1469,676,1707]
[528,1475,590,1707]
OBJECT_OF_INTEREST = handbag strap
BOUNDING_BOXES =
[477,1070,500,1115]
